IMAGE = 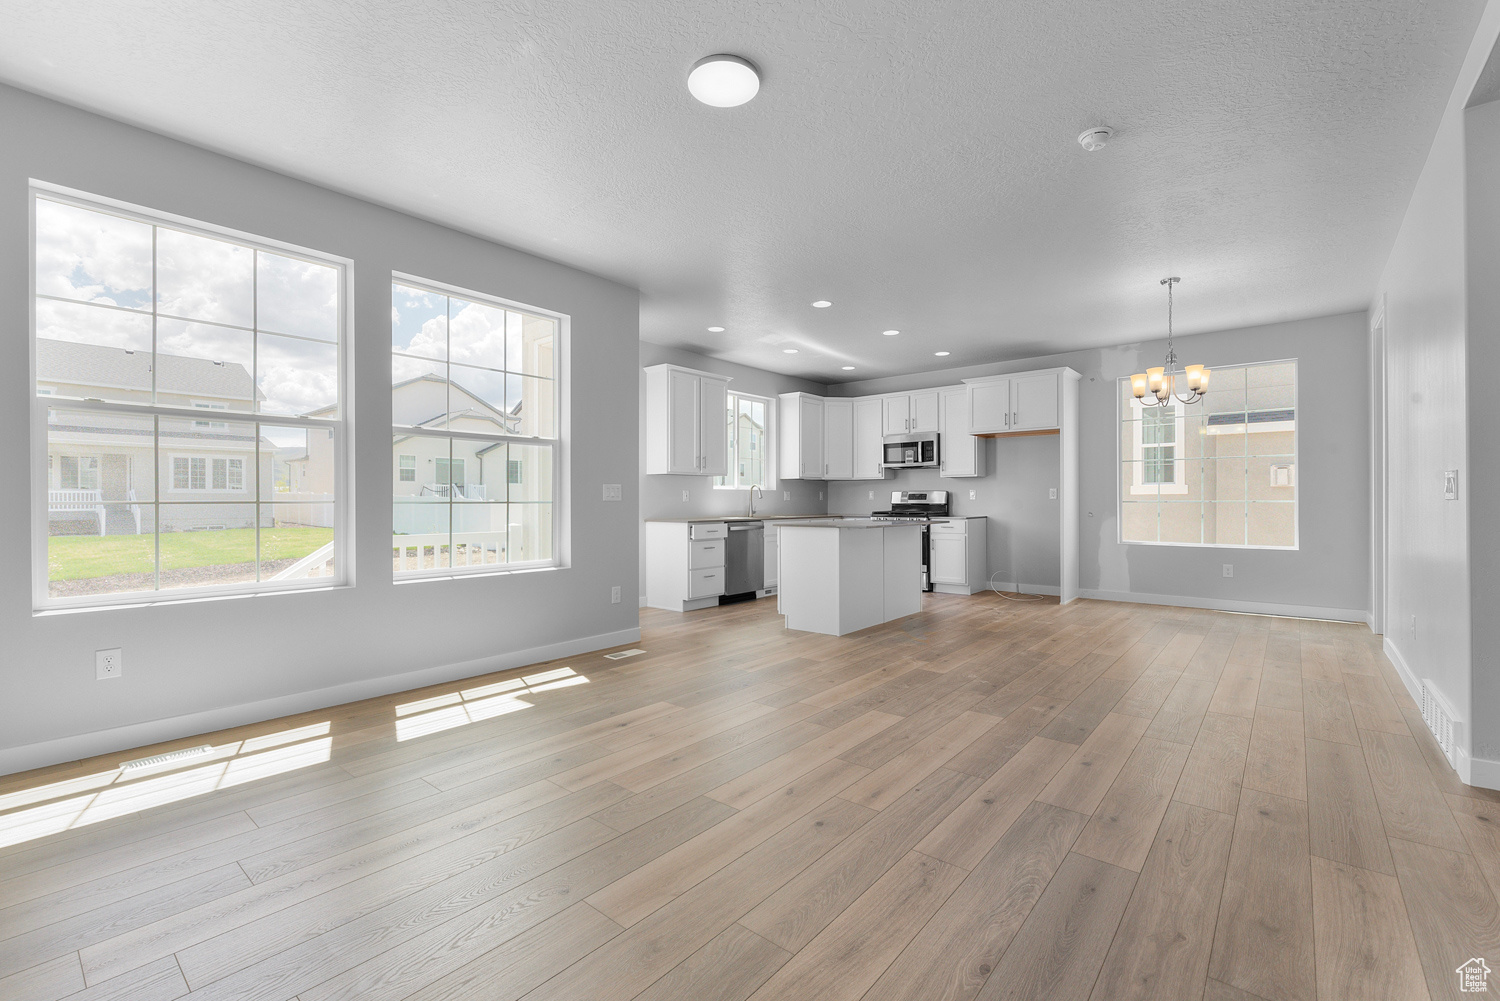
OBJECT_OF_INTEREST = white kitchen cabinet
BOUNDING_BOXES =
[646,521,727,611]
[929,518,989,594]
[644,364,730,475]
[963,370,1060,435]
[881,390,940,436]
[763,526,779,589]
[853,397,887,480]
[778,392,825,479]
[939,387,984,478]
[823,399,853,479]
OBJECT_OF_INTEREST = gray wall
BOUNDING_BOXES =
[828,312,1371,617]
[0,85,641,773]
[828,436,1062,591]
[638,342,830,595]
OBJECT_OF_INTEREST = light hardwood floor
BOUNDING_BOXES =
[3,594,1499,1001]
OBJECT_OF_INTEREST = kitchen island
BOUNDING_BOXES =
[772,518,925,636]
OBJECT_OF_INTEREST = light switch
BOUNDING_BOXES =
[1445,470,1459,500]
[1049,488,1058,500]
[602,483,622,501]
[968,490,976,501]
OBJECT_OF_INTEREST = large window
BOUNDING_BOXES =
[391,276,563,576]
[1119,360,1297,548]
[31,186,346,608]
[714,392,772,490]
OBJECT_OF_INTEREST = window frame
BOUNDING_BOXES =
[29,182,353,612]
[167,453,248,494]
[1126,400,1187,496]
[713,390,775,491]
[1116,357,1299,551]
[390,272,568,581]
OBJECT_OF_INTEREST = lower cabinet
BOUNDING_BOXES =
[929,518,989,594]
[764,527,779,589]
[646,521,727,611]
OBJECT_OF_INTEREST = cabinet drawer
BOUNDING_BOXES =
[689,567,726,598]
[929,519,967,535]
[690,522,728,540]
[690,539,725,569]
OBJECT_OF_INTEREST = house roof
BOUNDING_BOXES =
[377,373,524,431]
[36,337,258,400]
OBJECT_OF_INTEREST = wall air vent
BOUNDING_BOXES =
[1420,680,1463,769]
[119,744,215,773]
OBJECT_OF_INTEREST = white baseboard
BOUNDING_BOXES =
[1384,637,1484,788]
[1077,588,1368,623]
[0,626,642,778]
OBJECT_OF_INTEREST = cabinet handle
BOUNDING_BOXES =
[1012,412,1018,426]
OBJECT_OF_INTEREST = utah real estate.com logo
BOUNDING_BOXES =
[1460,957,1492,992]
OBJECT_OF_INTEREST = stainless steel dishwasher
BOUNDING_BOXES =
[722,522,764,599]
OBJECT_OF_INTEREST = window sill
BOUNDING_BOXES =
[395,563,564,585]
[35,580,351,616]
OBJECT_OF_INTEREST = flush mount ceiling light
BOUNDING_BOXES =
[883,329,899,336]
[842,365,856,370]
[1131,277,1210,406]
[783,348,798,354]
[811,300,832,308]
[707,326,725,332]
[934,351,951,357]
[688,54,760,108]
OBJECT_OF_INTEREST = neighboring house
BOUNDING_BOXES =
[40,338,272,536]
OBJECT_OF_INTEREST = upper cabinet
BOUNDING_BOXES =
[939,387,984,478]
[881,390,939,436]
[644,364,731,475]
[779,392,825,479]
[823,400,854,480]
[964,370,1061,435]
[853,398,887,480]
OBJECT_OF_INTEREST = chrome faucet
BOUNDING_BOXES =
[748,484,763,517]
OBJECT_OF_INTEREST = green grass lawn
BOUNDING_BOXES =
[49,526,334,580]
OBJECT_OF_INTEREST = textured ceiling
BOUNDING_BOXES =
[0,1,1485,381]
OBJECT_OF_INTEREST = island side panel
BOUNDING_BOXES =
[882,524,923,622]
[837,528,888,635]
[780,525,844,634]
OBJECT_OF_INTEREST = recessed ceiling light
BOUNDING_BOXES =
[783,348,798,354]
[883,330,899,336]
[688,55,760,108]
[707,326,725,332]
[811,300,832,308]
[842,366,855,370]
[934,351,951,357]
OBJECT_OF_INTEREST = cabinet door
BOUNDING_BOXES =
[698,376,729,476]
[930,534,968,585]
[854,398,885,479]
[966,380,1011,434]
[882,395,911,436]
[940,388,979,477]
[910,391,940,433]
[763,528,778,587]
[799,395,825,479]
[1011,373,1059,431]
[668,369,701,472]
[823,400,853,479]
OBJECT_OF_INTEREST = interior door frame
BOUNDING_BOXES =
[1370,298,1388,635]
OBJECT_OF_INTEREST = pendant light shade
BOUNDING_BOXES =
[1132,278,1210,408]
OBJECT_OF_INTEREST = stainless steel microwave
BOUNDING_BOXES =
[883,434,941,468]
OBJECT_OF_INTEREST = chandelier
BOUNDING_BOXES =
[1131,277,1210,407]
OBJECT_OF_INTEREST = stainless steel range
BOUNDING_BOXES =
[871,490,951,591]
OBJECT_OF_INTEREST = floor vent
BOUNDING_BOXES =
[120,744,214,772]
[1420,680,1463,769]
[603,648,647,661]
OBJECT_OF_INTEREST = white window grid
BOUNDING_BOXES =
[390,272,567,579]
[714,391,774,490]
[29,182,351,610]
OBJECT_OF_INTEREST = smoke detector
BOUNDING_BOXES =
[1077,126,1113,152]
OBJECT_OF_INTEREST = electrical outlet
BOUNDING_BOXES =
[1412,614,1418,632]
[611,585,621,604]
[602,483,622,501]
[968,489,976,501]
[868,490,874,500]
[1048,488,1057,500]
[96,648,122,680]
[1222,564,1234,578]
[783,490,791,501]
[819,491,824,500]
[681,490,690,502]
